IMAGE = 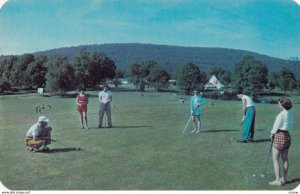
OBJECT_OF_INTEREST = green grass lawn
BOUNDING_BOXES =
[0,89,299,190]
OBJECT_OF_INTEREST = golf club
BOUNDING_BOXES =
[261,140,273,177]
[182,106,199,134]
[182,116,192,134]
[231,119,244,141]
[51,138,81,151]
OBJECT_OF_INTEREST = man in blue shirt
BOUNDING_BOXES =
[190,88,206,133]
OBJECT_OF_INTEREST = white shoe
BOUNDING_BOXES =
[191,130,196,133]
[269,180,282,186]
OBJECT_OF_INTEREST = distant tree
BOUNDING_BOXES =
[141,60,171,91]
[147,66,170,91]
[296,80,300,95]
[72,52,90,88]
[45,55,76,93]
[268,72,279,90]
[233,55,268,96]
[10,54,35,88]
[126,60,154,91]
[0,80,11,93]
[127,60,170,91]
[25,56,48,88]
[176,63,206,95]
[127,62,145,91]
[142,60,158,77]
[0,56,18,87]
[278,67,296,93]
[72,52,116,88]
[207,65,232,86]
[112,69,125,88]
[115,69,125,78]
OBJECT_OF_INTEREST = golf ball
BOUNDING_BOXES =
[260,174,265,177]
[253,174,256,177]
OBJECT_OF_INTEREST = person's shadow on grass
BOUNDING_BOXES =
[41,148,81,153]
[113,125,151,129]
[201,129,239,133]
[283,178,300,185]
[84,126,151,130]
[252,139,271,143]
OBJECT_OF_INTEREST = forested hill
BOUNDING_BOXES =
[22,43,300,73]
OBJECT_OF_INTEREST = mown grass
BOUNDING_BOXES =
[0,89,299,190]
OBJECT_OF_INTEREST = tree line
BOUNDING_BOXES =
[0,52,298,96]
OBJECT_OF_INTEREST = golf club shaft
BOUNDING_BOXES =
[263,141,273,175]
[182,116,192,133]
[182,106,199,134]
[51,139,77,149]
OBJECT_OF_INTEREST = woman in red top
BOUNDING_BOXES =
[76,88,89,129]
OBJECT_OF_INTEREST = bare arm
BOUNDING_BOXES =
[242,99,246,115]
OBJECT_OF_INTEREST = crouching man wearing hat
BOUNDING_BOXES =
[25,116,52,152]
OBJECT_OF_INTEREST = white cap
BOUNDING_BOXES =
[38,116,49,123]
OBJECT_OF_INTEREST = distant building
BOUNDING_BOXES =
[120,79,129,85]
[169,79,177,87]
[37,88,43,94]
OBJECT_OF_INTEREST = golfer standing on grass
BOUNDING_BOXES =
[76,88,89,129]
[98,85,113,128]
[237,94,256,143]
[190,88,206,133]
[269,97,294,186]
[25,116,52,152]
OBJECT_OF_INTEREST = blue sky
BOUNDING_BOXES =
[0,0,299,59]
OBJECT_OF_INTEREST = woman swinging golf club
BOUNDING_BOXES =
[269,97,294,186]
[190,88,206,133]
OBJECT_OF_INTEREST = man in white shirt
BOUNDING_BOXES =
[98,85,113,128]
[25,116,52,152]
[237,94,256,143]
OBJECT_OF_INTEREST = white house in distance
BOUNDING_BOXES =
[169,79,177,88]
[119,79,129,85]
[204,75,224,90]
